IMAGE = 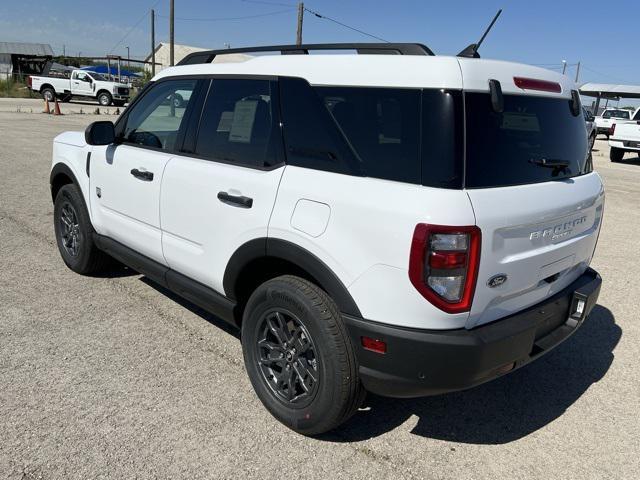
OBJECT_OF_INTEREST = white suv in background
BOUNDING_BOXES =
[49,43,603,435]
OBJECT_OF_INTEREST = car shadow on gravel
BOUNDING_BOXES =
[324,305,620,444]
[140,277,241,339]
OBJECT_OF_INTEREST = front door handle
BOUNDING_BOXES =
[217,191,253,208]
[130,168,154,181]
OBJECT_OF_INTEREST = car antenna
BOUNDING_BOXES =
[457,9,502,58]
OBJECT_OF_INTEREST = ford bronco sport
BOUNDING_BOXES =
[50,43,603,435]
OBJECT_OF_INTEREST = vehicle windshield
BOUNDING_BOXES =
[602,109,630,119]
[464,93,589,188]
[88,72,108,81]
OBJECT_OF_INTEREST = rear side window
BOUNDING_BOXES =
[279,77,360,175]
[194,79,281,167]
[315,87,421,184]
[465,93,589,188]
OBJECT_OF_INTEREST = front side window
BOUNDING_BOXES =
[194,79,281,167]
[122,79,198,151]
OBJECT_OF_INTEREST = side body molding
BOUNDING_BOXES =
[223,238,362,317]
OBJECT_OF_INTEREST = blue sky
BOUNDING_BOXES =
[2,0,639,90]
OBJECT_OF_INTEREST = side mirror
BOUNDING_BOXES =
[85,121,115,145]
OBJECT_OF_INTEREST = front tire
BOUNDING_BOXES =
[54,184,112,274]
[241,275,364,435]
[113,100,126,107]
[97,92,112,106]
[610,147,624,162]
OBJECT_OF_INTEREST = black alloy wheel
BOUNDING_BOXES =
[256,309,320,406]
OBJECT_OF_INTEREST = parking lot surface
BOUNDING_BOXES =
[0,111,638,479]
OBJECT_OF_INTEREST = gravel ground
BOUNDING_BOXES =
[0,111,638,479]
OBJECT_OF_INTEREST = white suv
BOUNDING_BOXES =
[49,43,604,435]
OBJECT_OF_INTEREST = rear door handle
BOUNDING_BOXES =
[217,191,253,208]
[130,168,154,181]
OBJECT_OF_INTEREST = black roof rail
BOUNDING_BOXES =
[177,43,434,66]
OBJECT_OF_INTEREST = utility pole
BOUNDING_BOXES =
[561,60,567,75]
[575,61,581,83]
[63,45,66,57]
[296,2,304,46]
[151,8,156,76]
[126,46,130,70]
[169,0,175,66]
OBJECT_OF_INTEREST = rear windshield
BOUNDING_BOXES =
[464,93,589,188]
[603,109,630,119]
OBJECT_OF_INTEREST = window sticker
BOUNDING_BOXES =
[229,100,258,143]
[500,112,540,132]
[217,111,234,132]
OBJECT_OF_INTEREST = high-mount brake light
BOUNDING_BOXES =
[409,224,481,314]
[513,77,562,93]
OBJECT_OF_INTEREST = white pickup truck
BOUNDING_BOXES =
[594,108,635,138]
[609,109,640,161]
[27,69,130,106]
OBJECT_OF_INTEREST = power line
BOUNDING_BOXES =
[240,0,296,6]
[108,0,163,54]
[304,7,390,43]
[156,8,295,22]
[581,65,635,84]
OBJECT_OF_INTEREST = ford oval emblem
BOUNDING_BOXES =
[487,274,508,288]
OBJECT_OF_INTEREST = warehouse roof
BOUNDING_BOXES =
[0,42,54,56]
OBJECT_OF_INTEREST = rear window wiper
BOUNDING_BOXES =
[529,158,571,176]
[529,158,570,168]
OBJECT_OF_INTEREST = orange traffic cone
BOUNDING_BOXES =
[53,98,62,116]
[42,98,50,114]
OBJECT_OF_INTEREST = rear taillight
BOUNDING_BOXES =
[409,224,481,314]
[27,76,32,88]
[609,123,616,136]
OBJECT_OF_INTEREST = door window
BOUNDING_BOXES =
[121,79,198,151]
[194,79,282,167]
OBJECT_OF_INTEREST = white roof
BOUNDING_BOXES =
[153,54,575,97]
[579,82,640,99]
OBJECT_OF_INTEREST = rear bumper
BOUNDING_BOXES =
[609,139,640,151]
[343,268,601,398]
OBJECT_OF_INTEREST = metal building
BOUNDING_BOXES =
[0,42,54,78]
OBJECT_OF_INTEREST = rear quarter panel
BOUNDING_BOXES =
[269,166,476,329]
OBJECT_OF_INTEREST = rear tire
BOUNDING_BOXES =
[53,184,112,275]
[41,88,55,102]
[241,275,364,435]
[97,92,112,106]
[113,100,126,107]
[610,147,624,162]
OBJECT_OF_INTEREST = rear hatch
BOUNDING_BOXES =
[458,60,605,328]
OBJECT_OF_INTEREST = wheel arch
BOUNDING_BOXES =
[50,162,80,203]
[40,84,54,93]
[224,238,361,323]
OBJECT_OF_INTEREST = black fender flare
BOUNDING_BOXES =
[223,238,362,317]
[50,162,81,203]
